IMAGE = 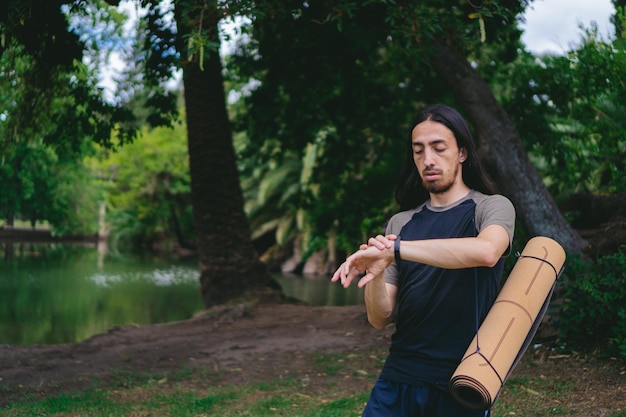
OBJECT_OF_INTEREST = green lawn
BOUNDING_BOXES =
[4,349,625,417]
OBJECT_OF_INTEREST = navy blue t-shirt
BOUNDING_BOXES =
[379,191,515,391]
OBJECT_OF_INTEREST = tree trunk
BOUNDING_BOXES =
[175,2,277,308]
[429,42,588,256]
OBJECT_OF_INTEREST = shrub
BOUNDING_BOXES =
[558,252,626,357]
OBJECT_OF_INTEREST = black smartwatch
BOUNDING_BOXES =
[394,237,401,263]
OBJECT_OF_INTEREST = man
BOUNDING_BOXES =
[331,104,515,417]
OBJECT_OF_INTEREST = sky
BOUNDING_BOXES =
[520,0,615,54]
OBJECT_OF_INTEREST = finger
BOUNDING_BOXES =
[342,265,363,288]
[377,234,395,248]
[357,270,379,288]
[338,260,353,286]
[368,236,387,250]
[359,244,368,250]
[331,261,351,283]
[341,267,354,287]
[372,234,395,249]
[341,273,353,288]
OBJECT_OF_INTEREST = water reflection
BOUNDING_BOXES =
[0,244,363,346]
[275,273,365,306]
[0,244,203,346]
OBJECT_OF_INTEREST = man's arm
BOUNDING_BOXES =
[331,245,399,329]
[334,224,510,288]
[364,274,397,330]
[395,224,510,269]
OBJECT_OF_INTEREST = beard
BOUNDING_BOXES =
[423,177,456,194]
[421,164,459,194]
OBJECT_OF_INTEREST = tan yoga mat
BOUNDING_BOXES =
[449,236,566,411]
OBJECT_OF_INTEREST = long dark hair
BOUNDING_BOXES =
[394,103,495,210]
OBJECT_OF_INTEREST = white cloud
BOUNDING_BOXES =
[520,0,615,54]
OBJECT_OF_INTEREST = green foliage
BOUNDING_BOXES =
[0,0,83,78]
[558,252,626,357]
[0,136,101,235]
[89,119,193,250]
[227,0,532,260]
[0,0,184,235]
[0,6,136,150]
[503,21,626,195]
[241,149,303,245]
[379,0,526,61]
[229,2,424,256]
[42,159,103,235]
[0,3,138,233]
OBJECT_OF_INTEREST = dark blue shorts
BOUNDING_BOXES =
[362,378,490,417]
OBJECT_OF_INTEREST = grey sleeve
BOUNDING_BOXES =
[475,194,516,254]
[383,211,414,286]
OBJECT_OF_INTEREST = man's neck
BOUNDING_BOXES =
[429,184,471,207]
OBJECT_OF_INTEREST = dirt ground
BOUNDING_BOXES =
[1,296,625,416]
[0,299,388,405]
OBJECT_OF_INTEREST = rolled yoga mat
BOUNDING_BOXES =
[449,236,566,411]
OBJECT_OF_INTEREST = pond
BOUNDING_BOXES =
[0,243,363,346]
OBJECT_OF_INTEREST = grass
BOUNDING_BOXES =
[3,350,625,417]
[1,220,50,229]
[3,378,367,417]
[495,375,575,416]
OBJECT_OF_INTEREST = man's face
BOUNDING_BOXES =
[411,120,466,195]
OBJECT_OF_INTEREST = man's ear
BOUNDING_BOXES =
[459,148,467,162]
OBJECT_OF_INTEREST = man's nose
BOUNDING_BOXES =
[423,149,435,166]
